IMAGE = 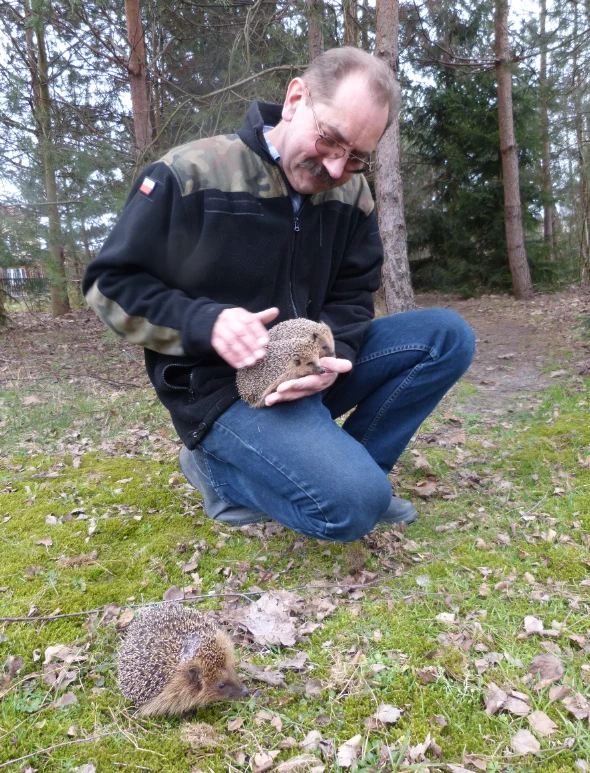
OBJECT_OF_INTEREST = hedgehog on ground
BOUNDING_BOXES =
[236,319,335,408]
[117,604,248,717]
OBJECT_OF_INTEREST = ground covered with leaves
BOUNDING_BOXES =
[1,291,590,772]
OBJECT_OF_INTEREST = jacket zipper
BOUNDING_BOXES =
[255,128,305,317]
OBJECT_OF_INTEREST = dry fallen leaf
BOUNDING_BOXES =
[371,704,402,724]
[511,729,540,755]
[243,591,298,646]
[54,691,78,709]
[524,616,544,635]
[241,663,286,688]
[299,730,322,752]
[336,735,362,769]
[463,754,487,771]
[252,750,280,773]
[528,653,565,689]
[162,585,184,602]
[417,666,439,684]
[412,452,432,470]
[549,685,571,703]
[280,652,309,670]
[484,682,507,715]
[116,608,135,629]
[562,693,590,721]
[527,710,558,737]
[413,480,438,498]
[504,694,531,716]
[305,678,324,698]
[227,717,244,732]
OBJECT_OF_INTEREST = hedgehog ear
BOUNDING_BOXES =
[312,332,318,340]
[294,357,301,366]
[187,665,203,689]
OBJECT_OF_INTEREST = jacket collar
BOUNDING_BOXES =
[237,101,283,161]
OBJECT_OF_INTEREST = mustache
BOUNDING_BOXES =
[298,158,334,185]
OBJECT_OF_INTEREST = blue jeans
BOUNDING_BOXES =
[197,309,475,542]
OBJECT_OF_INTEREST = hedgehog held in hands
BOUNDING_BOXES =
[236,319,335,408]
[117,604,248,717]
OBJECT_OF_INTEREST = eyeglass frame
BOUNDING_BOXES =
[305,87,374,174]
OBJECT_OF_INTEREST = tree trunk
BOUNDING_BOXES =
[343,0,358,46]
[494,0,533,299]
[374,0,414,314]
[0,286,6,328]
[306,0,324,61]
[572,1,590,286]
[540,0,554,252]
[361,0,370,50]
[125,0,152,153]
[26,2,71,317]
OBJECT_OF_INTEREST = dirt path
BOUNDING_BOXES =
[418,289,590,414]
[1,290,589,414]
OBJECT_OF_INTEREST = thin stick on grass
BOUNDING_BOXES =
[0,582,387,623]
[0,732,117,770]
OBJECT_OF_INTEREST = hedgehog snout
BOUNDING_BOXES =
[314,365,325,375]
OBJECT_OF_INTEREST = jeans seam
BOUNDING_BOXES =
[355,343,438,366]
[359,350,436,445]
[206,422,331,524]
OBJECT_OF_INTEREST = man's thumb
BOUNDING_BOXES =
[254,307,280,323]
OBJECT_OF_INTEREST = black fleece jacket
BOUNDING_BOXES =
[83,101,384,447]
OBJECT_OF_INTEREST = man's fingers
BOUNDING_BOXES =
[212,307,274,367]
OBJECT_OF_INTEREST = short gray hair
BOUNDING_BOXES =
[301,47,399,130]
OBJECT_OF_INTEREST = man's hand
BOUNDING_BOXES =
[264,356,352,406]
[212,307,279,369]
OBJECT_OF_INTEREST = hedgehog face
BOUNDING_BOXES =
[184,660,249,705]
[290,352,325,377]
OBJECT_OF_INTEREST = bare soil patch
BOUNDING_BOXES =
[0,308,149,395]
[1,290,589,413]
[418,288,590,413]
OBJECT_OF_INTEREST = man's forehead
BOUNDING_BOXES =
[313,101,383,153]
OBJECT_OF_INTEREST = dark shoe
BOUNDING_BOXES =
[179,445,271,526]
[379,495,418,525]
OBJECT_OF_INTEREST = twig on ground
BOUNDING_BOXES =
[0,582,472,624]
[0,732,117,769]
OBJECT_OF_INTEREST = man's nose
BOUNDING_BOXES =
[321,155,348,179]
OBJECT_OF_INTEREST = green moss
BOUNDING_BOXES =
[2,383,590,771]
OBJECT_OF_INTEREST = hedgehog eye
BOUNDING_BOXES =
[307,362,314,367]
[217,681,226,689]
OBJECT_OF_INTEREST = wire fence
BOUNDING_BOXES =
[0,276,49,298]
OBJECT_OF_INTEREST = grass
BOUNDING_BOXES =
[1,375,590,772]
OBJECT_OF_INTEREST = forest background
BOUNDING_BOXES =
[0,0,589,319]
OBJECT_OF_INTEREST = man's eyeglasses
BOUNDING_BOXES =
[306,87,373,174]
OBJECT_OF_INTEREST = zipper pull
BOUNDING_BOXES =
[294,217,300,232]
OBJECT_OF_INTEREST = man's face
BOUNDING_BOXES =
[274,75,389,195]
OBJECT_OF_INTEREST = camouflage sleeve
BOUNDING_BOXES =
[319,207,383,364]
[82,163,233,357]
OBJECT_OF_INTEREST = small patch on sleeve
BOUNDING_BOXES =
[139,177,157,197]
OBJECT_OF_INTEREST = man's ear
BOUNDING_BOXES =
[282,77,306,123]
